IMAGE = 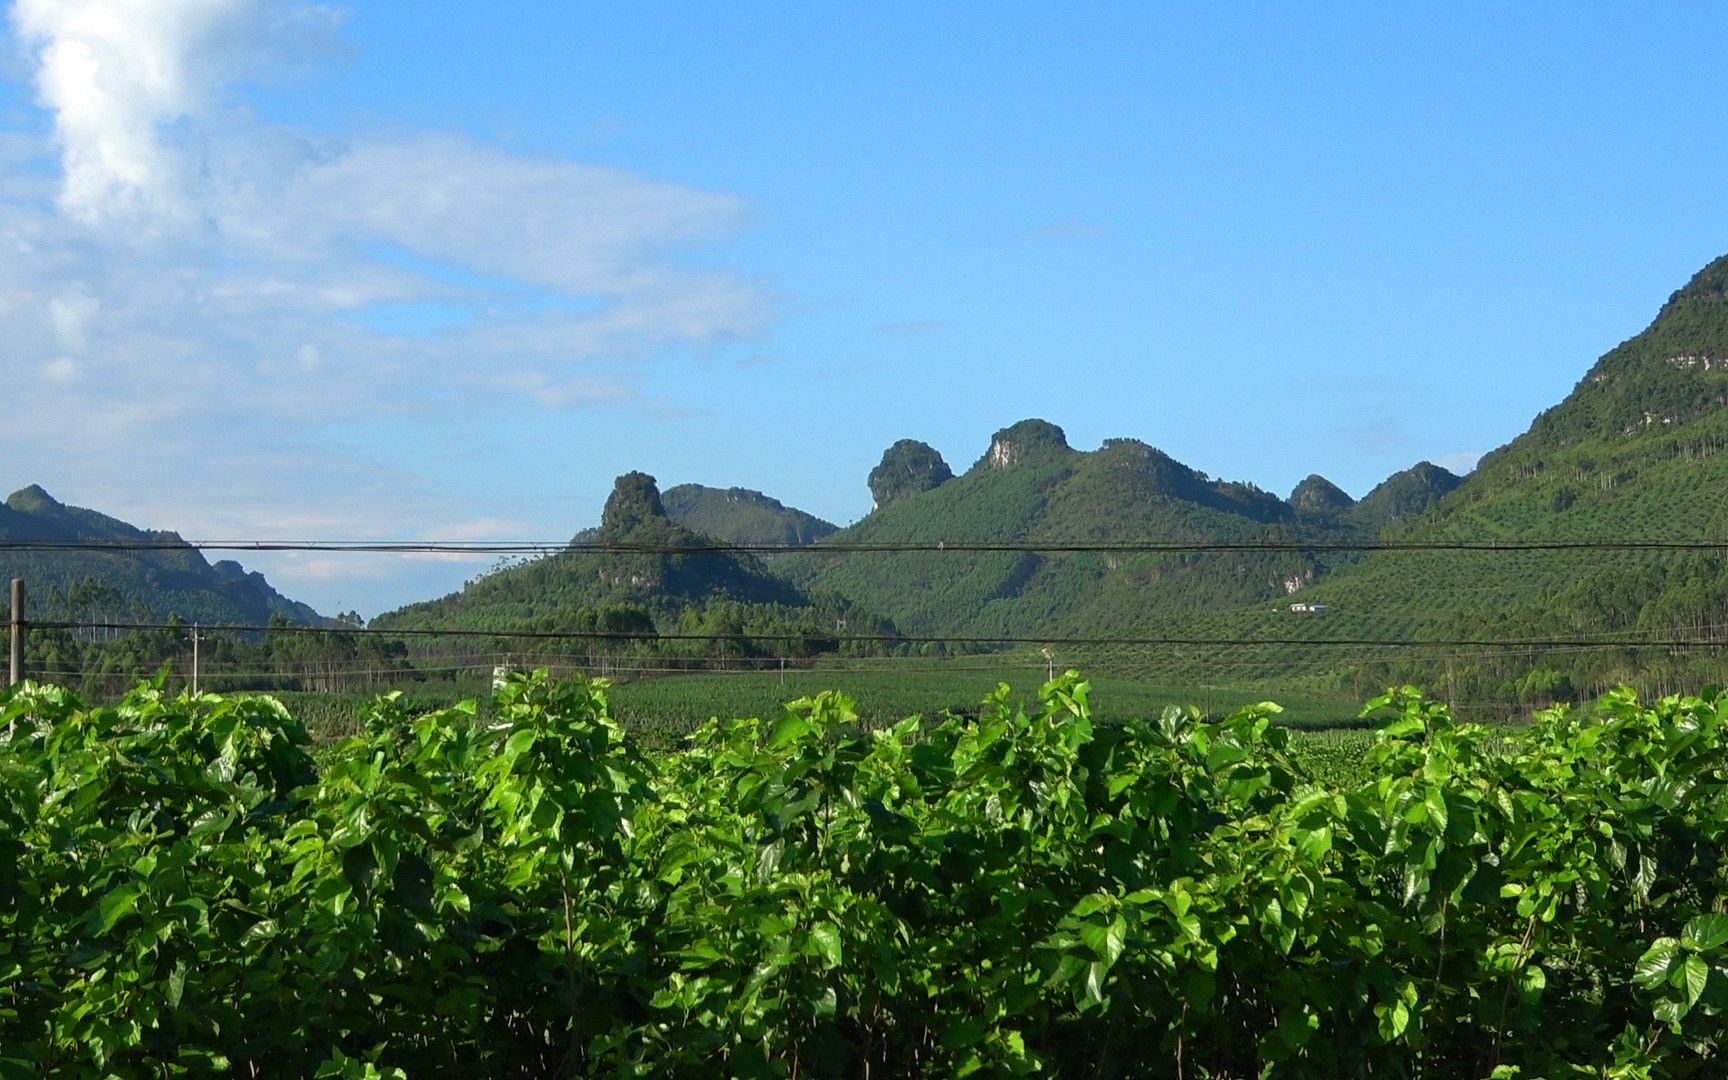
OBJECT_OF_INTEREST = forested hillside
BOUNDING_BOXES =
[776,421,1429,638]
[1156,254,1728,702]
[658,483,838,547]
[0,485,323,626]
[373,472,892,660]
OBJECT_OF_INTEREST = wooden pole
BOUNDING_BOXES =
[9,578,23,686]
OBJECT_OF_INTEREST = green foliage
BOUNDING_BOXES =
[0,485,323,627]
[372,473,893,660]
[781,432,1377,640]
[1341,461,1463,532]
[867,438,954,509]
[8,673,1728,1075]
[1289,473,1356,516]
[659,484,838,547]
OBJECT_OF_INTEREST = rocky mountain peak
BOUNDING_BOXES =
[601,471,667,534]
[982,419,1069,470]
[1289,474,1355,515]
[868,440,953,510]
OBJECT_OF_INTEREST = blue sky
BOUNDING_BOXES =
[3,2,1727,615]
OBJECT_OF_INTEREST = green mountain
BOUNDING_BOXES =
[777,421,1392,639]
[1168,254,1728,703]
[375,256,1728,703]
[1289,474,1356,517]
[658,484,838,547]
[374,473,889,653]
[1340,462,1462,532]
[0,485,323,626]
[869,439,954,509]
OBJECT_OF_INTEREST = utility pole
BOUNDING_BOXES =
[191,624,200,696]
[9,578,23,686]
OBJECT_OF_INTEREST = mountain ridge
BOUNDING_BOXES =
[0,486,325,626]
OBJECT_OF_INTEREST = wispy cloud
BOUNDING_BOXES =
[0,0,774,613]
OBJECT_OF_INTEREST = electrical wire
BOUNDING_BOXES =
[5,537,1728,555]
[26,618,1728,652]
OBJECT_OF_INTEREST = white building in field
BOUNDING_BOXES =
[1289,602,1329,613]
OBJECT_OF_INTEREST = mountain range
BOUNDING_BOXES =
[15,253,1728,703]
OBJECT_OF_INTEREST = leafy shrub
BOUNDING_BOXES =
[5,674,1728,1076]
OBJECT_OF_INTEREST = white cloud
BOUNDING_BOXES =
[497,370,632,410]
[14,0,246,229]
[5,0,767,404]
[0,0,774,615]
[47,285,96,348]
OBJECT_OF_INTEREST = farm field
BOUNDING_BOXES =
[265,656,1371,745]
[602,662,1367,736]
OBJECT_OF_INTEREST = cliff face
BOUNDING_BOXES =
[977,419,1071,471]
[600,472,667,536]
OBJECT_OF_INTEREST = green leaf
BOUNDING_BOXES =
[1082,960,1108,1008]
[94,883,143,934]
[1633,854,1658,900]
[1684,954,1709,1010]
[1683,914,1728,953]
[1517,964,1545,1003]
[1423,786,1448,833]
[1104,916,1127,966]
[808,921,842,969]
[1653,995,1689,1029]
[165,958,188,1008]
[1080,917,1127,967]
[1376,998,1410,1040]
[1293,825,1332,862]
[1381,717,1425,739]
[1635,938,1681,991]
[813,985,837,1018]
[768,713,812,749]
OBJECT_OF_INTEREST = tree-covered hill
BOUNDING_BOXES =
[0,485,324,626]
[776,422,1403,638]
[1151,253,1728,703]
[1340,462,1463,532]
[658,483,838,547]
[373,473,890,654]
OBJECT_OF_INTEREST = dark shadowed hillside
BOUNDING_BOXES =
[0,485,323,626]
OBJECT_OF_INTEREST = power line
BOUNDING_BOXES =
[6,537,1728,555]
[29,618,1728,652]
